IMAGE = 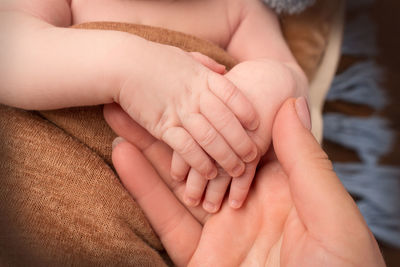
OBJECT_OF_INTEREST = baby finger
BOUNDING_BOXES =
[207,73,259,130]
[184,168,208,207]
[162,126,217,180]
[200,92,258,164]
[202,169,231,213]
[182,112,245,178]
[228,161,258,209]
[171,151,190,181]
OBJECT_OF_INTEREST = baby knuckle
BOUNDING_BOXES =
[234,182,250,192]
[199,159,213,172]
[220,80,238,104]
[207,186,225,195]
[157,111,175,133]
[198,127,218,147]
[161,126,174,141]
[178,139,198,156]
[219,153,237,169]
[215,111,233,130]
[161,126,179,142]
[187,182,203,194]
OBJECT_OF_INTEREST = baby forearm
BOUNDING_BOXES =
[0,11,149,110]
[227,1,294,63]
[227,1,308,95]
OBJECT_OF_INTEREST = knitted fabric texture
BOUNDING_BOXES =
[263,0,316,14]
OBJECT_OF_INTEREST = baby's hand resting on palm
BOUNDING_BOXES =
[118,45,260,181]
[171,59,308,213]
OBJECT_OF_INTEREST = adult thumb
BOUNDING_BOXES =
[272,98,365,236]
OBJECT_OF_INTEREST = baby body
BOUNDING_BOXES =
[0,0,308,212]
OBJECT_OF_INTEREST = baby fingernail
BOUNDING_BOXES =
[218,64,226,71]
[203,201,217,213]
[232,162,245,177]
[295,97,311,131]
[243,147,257,163]
[248,117,260,131]
[230,199,242,209]
[185,196,199,207]
[207,168,218,180]
[171,173,182,181]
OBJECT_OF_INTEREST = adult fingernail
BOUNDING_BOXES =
[112,137,125,150]
[230,199,242,209]
[295,97,311,130]
[203,201,217,213]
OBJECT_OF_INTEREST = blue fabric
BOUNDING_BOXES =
[323,0,400,248]
[323,114,392,164]
[333,164,400,248]
[326,61,385,109]
[341,14,378,56]
[262,0,315,14]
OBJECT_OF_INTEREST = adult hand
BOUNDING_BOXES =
[105,98,385,266]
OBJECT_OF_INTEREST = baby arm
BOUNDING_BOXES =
[0,0,260,179]
[176,0,308,212]
[0,0,129,110]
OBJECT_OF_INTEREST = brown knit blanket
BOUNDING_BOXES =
[0,2,337,264]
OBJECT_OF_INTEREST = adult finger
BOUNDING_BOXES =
[105,103,173,180]
[105,104,209,222]
[104,103,156,150]
[272,97,367,237]
[112,140,201,266]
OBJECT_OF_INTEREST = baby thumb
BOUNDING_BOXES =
[188,52,226,74]
[272,98,363,235]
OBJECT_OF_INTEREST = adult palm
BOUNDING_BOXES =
[105,99,384,267]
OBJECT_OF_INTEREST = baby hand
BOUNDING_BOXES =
[176,59,308,212]
[117,44,259,180]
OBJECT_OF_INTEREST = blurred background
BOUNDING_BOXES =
[322,0,400,265]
